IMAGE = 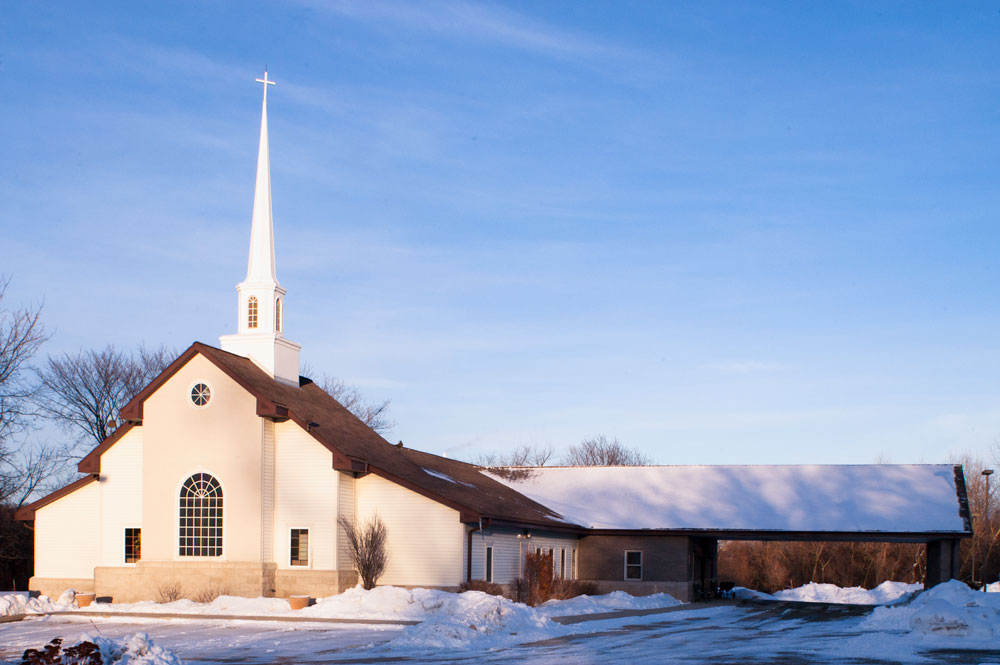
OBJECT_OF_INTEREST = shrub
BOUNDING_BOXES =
[155,581,184,603]
[459,579,504,596]
[337,513,388,590]
[511,550,554,606]
[191,583,230,603]
[549,578,600,600]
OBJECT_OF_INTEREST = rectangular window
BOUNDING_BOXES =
[485,546,494,583]
[625,550,642,580]
[124,528,141,564]
[560,548,566,579]
[290,528,309,566]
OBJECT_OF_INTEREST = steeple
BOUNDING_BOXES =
[220,71,301,386]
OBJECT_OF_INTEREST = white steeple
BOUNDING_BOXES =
[220,71,301,386]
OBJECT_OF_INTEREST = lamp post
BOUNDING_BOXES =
[984,470,994,592]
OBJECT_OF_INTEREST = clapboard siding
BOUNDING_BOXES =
[274,421,338,570]
[261,420,275,563]
[99,428,143,567]
[35,481,101,579]
[355,474,464,587]
[469,529,579,584]
[337,471,355,570]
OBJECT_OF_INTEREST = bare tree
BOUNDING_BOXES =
[0,277,47,445]
[318,375,395,435]
[562,435,651,466]
[337,513,388,590]
[36,344,174,450]
[474,444,555,468]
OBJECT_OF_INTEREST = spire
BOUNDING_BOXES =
[220,71,301,387]
[246,71,277,284]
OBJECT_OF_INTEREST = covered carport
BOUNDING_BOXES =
[487,464,972,600]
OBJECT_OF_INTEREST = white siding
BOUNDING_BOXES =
[99,428,143,567]
[273,421,338,570]
[355,474,464,587]
[35,481,101,579]
[469,529,579,584]
[337,471,355,570]
[261,420,275,563]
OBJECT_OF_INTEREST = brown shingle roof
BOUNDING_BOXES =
[30,341,573,529]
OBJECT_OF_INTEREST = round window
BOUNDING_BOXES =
[190,383,212,407]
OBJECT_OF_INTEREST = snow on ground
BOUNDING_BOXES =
[734,580,920,605]
[0,591,72,616]
[863,579,1000,637]
[537,590,682,616]
[775,581,921,604]
[82,633,182,665]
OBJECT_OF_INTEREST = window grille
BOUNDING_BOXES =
[290,528,309,566]
[124,528,141,563]
[179,473,223,557]
[625,550,642,580]
[275,298,282,332]
[248,296,258,329]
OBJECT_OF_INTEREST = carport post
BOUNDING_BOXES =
[925,538,961,588]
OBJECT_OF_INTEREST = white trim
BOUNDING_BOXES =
[288,526,312,568]
[122,525,141,566]
[187,380,214,410]
[624,549,642,581]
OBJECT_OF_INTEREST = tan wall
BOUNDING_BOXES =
[28,578,95,599]
[355,474,464,587]
[273,569,358,598]
[99,428,143,567]
[578,534,691,583]
[94,562,276,603]
[273,420,338,570]
[141,354,263,563]
[34,481,101,580]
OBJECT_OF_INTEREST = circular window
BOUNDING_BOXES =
[190,383,212,407]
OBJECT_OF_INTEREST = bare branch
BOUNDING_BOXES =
[317,374,395,435]
[337,513,388,590]
[562,435,651,466]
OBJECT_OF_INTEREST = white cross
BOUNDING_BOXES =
[256,71,276,94]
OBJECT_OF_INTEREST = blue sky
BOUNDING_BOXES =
[3,1,999,465]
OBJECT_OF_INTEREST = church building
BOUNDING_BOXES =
[16,75,972,604]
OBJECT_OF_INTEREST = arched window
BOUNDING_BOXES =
[179,473,223,557]
[247,296,258,329]
[275,297,282,333]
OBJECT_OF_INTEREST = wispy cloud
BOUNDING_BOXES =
[295,0,623,59]
[705,360,785,373]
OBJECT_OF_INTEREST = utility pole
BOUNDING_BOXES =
[984,469,994,592]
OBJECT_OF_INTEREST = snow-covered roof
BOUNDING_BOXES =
[483,464,968,534]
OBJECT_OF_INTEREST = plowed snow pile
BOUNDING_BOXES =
[734,581,920,605]
[862,580,1000,637]
[0,590,75,616]
[82,633,184,665]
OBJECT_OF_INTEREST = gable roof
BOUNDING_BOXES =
[485,464,972,540]
[53,341,570,529]
[13,475,97,521]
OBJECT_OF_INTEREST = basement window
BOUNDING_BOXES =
[290,528,310,566]
[625,550,642,580]
[124,528,141,564]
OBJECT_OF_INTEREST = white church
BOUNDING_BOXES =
[17,74,972,603]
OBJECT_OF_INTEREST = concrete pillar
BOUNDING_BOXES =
[925,538,961,588]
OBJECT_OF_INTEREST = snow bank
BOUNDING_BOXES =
[774,581,920,605]
[863,580,1000,637]
[0,591,72,616]
[80,633,183,665]
[988,581,999,593]
[733,581,919,605]
[537,590,682,617]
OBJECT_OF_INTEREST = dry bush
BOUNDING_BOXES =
[337,513,388,590]
[548,578,600,600]
[155,581,184,603]
[191,583,230,604]
[20,638,101,665]
[719,540,926,593]
[511,550,555,606]
[459,579,505,596]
